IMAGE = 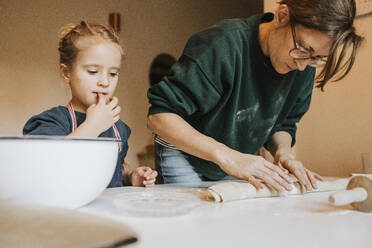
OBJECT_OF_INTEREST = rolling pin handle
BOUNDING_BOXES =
[329,187,368,206]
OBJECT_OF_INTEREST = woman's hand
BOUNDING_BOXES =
[215,149,293,192]
[85,93,121,135]
[131,167,158,187]
[277,159,323,191]
[274,151,323,191]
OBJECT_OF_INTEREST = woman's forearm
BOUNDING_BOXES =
[147,113,232,166]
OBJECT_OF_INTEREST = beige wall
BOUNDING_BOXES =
[264,0,372,176]
[0,0,261,167]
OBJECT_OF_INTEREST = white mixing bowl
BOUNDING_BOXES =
[0,136,120,209]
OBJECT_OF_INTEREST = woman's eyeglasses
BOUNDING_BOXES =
[289,21,327,67]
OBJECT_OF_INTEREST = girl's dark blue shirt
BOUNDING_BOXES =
[23,106,131,187]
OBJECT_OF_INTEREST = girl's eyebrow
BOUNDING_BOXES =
[83,64,101,68]
[83,64,120,70]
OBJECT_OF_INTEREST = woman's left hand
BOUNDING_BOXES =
[278,158,323,191]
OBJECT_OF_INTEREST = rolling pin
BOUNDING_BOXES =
[328,176,372,212]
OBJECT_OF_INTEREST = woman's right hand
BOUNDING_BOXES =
[215,148,293,192]
[85,93,121,135]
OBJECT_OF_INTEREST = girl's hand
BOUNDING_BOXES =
[85,93,121,135]
[131,167,158,187]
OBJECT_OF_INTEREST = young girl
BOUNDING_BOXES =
[23,21,157,188]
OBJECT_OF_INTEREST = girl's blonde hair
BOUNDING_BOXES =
[58,21,123,68]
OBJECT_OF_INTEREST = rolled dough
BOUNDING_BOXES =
[203,177,350,202]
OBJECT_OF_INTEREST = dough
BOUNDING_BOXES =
[205,177,350,202]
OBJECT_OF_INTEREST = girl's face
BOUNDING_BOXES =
[62,39,122,113]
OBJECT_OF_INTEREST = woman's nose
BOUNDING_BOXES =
[295,59,310,71]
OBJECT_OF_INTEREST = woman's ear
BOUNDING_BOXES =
[60,64,71,84]
[274,4,291,28]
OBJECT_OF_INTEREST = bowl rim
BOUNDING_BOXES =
[0,135,121,143]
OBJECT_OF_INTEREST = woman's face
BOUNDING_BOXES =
[265,4,334,75]
[269,23,333,74]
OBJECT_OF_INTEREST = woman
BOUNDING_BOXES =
[147,0,363,191]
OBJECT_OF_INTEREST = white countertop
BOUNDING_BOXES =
[80,182,372,248]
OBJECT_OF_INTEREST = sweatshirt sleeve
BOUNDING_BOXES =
[148,26,243,118]
[147,54,222,118]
